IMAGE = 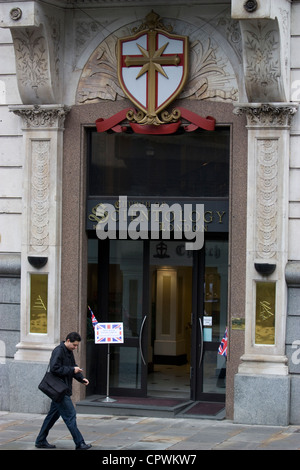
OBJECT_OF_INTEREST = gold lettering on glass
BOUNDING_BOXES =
[255,281,276,345]
[30,274,48,333]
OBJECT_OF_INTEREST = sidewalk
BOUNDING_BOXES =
[1,410,300,451]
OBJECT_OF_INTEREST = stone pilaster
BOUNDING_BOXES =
[232,103,297,425]
[10,104,70,362]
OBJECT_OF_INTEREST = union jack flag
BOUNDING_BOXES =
[88,305,98,329]
[218,327,228,357]
[95,323,124,344]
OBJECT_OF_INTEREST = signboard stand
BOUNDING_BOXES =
[94,322,124,403]
[102,344,115,403]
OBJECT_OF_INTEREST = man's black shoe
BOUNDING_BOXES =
[35,441,56,449]
[76,442,92,450]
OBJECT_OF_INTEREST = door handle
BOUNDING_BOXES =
[139,315,147,366]
[198,317,204,367]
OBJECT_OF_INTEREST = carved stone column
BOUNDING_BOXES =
[233,103,297,425]
[9,104,70,362]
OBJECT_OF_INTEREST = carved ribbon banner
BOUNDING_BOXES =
[95,106,215,135]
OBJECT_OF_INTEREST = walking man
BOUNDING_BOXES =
[35,332,92,450]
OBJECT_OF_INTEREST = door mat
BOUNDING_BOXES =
[181,401,225,416]
[93,396,188,408]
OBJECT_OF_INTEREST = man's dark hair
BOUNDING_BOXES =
[66,332,82,343]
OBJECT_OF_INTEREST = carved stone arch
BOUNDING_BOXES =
[75,14,242,106]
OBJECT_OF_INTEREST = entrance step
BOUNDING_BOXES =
[76,395,192,418]
[76,395,225,419]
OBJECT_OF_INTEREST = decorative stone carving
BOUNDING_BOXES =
[76,20,239,105]
[76,34,123,103]
[233,103,298,127]
[244,1,258,13]
[11,25,51,103]
[234,100,297,394]
[9,103,67,362]
[75,20,100,62]
[234,103,297,260]
[11,104,70,129]
[241,20,281,102]
[216,16,243,62]
[180,38,239,102]
[10,104,70,255]
[30,140,50,252]
[1,1,62,104]
[255,139,278,259]
[232,0,291,102]
[10,17,61,104]
[10,7,22,21]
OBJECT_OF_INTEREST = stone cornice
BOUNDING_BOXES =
[9,104,71,129]
[233,103,298,128]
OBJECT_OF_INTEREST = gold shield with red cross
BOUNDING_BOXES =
[117,12,188,126]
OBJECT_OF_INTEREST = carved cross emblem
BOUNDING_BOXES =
[124,30,181,117]
[117,11,188,126]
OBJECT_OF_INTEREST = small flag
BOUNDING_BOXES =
[218,327,228,357]
[88,305,98,329]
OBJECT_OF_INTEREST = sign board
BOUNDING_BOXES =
[203,316,212,326]
[87,198,229,233]
[95,322,124,344]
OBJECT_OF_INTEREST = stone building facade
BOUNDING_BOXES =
[0,0,300,425]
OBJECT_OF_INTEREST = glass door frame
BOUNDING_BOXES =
[191,235,227,403]
[90,236,227,401]
[190,245,204,401]
[97,238,150,397]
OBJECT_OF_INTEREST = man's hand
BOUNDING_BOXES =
[82,378,89,386]
[74,366,83,374]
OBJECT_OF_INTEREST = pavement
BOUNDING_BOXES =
[1,410,300,454]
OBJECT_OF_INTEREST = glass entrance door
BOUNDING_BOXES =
[108,240,149,396]
[95,239,149,396]
[147,241,193,399]
[148,239,227,402]
[87,237,228,401]
[191,238,228,402]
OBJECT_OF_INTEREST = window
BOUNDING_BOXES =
[88,128,230,198]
